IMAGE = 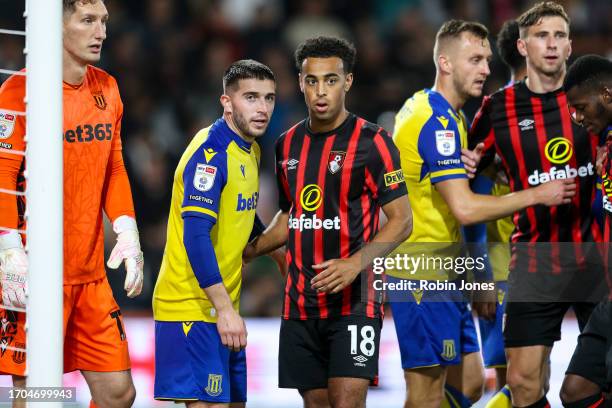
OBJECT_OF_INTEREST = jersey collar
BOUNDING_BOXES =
[425,88,461,121]
[213,118,252,153]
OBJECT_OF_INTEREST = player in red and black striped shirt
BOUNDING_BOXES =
[466,3,603,407]
[244,36,412,407]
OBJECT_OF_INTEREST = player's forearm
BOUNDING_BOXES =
[203,282,235,314]
[246,210,289,258]
[456,189,538,225]
[0,157,22,229]
[103,149,135,221]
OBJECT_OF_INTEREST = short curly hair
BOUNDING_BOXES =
[496,20,525,74]
[564,55,612,93]
[294,36,356,74]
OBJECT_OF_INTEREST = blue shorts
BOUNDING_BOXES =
[154,321,247,403]
[477,281,507,368]
[389,281,480,369]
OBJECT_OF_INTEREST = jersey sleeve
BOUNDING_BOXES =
[109,77,123,152]
[468,95,496,171]
[274,136,292,212]
[364,128,408,206]
[0,75,26,230]
[181,147,228,222]
[417,116,467,184]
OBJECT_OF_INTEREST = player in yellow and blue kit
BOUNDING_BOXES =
[389,20,574,408]
[152,60,276,407]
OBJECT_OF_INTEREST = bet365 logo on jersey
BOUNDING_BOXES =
[527,137,594,186]
[236,192,258,211]
[64,123,112,143]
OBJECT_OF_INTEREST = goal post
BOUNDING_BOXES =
[25,0,63,397]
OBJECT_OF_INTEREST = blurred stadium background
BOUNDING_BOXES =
[0,0,611,406]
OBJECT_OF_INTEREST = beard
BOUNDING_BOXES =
[231,111,263,139]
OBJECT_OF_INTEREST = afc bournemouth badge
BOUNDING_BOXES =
[93,92,107,110]
[328,151,346,174]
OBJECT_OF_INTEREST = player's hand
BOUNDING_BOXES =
[311,257,361,294]
[596,146,606,176]
[534,178,576,206]
[216,308,247,352]
[107,216,144,298]
[461,143,484,179]
[242,242,257,264]
[0,231,27,308]
[472,287,496,320]
[268,247,287,277]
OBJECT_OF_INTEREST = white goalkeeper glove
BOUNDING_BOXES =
[0,231,27,308]
[107,216,144,298]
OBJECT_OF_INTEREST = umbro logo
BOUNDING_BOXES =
[353,355,368,363]
[518,119,534,131]
[287,158,299,170]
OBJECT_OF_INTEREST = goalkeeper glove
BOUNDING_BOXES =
[0,231,27,308]
[107,216,144,298]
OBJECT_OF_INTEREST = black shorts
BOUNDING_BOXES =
[278,315,381,390]
[504,302,595,347]
[566,301,612,391]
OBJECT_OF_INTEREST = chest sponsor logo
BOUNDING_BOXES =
[300,184,323,212]
[545,137,573,164]
[0,142,12,150]
[518,119,534,131]
[193,163,217,192]
[236,192,258,211]
[64,123,112,143]
[435,130,455,156]
[328,151,346,174]
[384,169,404,187]
[0,112,16,139]
[528,137,593,185]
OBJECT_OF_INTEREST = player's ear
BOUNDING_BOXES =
[219,94,232,114]
[344,73,353,92]
[602,86,612,105]
[438,54,452,75]
[566,39,572,60]
[517,38,528,58]
[298,73,305,93]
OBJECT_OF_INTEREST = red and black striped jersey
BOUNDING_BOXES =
[601,127,612,242]
[275,113,407,320]
[470,80,601,275]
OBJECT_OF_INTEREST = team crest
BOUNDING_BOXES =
[435,130,455,156]
[205,374,223,397]
[193,163,217,192]
[328,151,346,174]
[0,112,16,139]
[440,339,456,361]
[92,92,107,110]
[12,342,25,364]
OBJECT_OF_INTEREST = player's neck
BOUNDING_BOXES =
[224,114,255,144]
[63,53,88,86]
[432,79,465,112]
[511,67,527,83]
[308,108,348,134]
[525,64,565,94]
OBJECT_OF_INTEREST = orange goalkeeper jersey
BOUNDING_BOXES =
[0,66,135,284]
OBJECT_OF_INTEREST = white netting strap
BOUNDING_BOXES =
[0,68,25,77]
[0,304,26,313]
[0,29,25,36]
[0,188,25,196]
[0,227,26,235]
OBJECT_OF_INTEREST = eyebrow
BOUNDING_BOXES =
[304,73,340,79]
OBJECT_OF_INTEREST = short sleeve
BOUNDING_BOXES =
[469,95,496,171]
[417,117,467,184]
[181,147,228,222]
[365,128,408,206]
[274,136,292,212]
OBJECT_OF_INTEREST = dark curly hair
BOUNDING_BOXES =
[564,55,612,93]
[496,20,525,74]
[294,36,356,74]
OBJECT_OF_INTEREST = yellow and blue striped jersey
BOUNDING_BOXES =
[391,89,468,280]
[153,118,260,322]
